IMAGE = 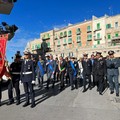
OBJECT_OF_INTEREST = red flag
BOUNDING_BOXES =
[0,34,8,78]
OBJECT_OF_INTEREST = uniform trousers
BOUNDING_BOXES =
[23,82,35,104]
[107,75,119,94]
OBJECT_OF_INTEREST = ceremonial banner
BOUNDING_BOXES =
[0,34,8,78]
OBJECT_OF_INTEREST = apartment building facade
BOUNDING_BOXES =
[26,14,120,58]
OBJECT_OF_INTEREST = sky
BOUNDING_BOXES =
[0,0,120,62]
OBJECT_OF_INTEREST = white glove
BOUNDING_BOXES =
[32,80,35,84]
[19,80,22,85]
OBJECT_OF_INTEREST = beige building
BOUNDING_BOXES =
[26,14,120,58]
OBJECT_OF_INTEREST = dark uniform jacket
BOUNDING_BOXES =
[106,58,120,76]
[10,61,22,81]
[20,59,35,82]
[82,59,92,75]
[92,58,106,76]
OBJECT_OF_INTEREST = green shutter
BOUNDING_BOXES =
[97,40,100,45]
[115,33,119,37]
[97,23,100,30]
[106,24,111,29]
[32,45,34,50]
[107,34,111,39]
[87,26,91,31]
[87,34,92,40]
[68,38,72,44]
[37,44,41,49]
[64,31,67,37]
[97,33,100,39]
[76,28,81,34]
[60,32,63,38]
[68,30,72,37]
[77,36,81,42]
[47,42,50,48]
[63,39,67,44]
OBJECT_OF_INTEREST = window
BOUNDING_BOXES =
[106,24,111,29]
[68,38,72,44]
[97,33,100,39]
[47,42,50,48]
[68,30,72,37]
[107,34,111,39]
[97,40,100,45]
[87,26,91,31]
[64,31,67,37]
[57,40,60,47]
[115,33,119,37]
[87,34,92,40]
[76,36,81,42]
[63,39,67,44]
[37,44,41,49]
[115,22,118,28]
[76,28,81,34]
[113,42,116,46]
[60,32,63,38]
[97,23,100,30]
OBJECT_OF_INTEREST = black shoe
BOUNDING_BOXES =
[16,100,20,105]
[82,89,87,93]
[110,91,114,94]
[23,102,29,107]
[71,87,74,90]
[99,92,103,95]
[89,86,92,90]
[7,100,14,105]
[31,103,36,108]
[0,100,1,106]
[116,93,119,97]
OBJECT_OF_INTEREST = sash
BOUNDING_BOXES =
[48,62,54,72]
[70,61,76,76]
[38,61,45,76]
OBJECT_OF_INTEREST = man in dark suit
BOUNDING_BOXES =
[92,52,106,95]
[82,53,92,92]
[20,51,35,108]
[58,56,66,91]
[67,56,79,90]
[46,54,56,89]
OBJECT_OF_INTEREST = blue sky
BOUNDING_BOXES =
[0,0,120,62]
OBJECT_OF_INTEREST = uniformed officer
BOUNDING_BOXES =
[93,52,106,95]
[106,50,120,97]
[8,52,22,105]
[82,53,92,92]
[20,51,35,108]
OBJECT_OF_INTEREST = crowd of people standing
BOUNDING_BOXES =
[0,50,120,108]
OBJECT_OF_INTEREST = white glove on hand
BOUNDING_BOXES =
[32,80,35,84]
[19,80,22,85]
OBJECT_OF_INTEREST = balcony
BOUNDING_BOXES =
[94,37,102,41]
[87,38,92,41]
[87,30,92,33]
[94,28,102,32]
[42,34,50,40]
[111,36,120,43]
[76,31,81,35]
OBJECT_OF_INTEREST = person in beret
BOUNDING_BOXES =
[106,50,120,97]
